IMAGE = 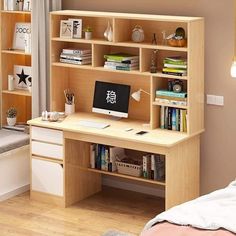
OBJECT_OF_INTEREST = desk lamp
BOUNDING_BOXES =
[131,89,150,102]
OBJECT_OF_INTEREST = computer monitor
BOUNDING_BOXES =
[92,81,131,118]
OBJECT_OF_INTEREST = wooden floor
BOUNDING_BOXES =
[0,187,164,236]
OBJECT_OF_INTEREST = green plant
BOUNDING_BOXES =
[83,26,93,32]
[6,107,17,118]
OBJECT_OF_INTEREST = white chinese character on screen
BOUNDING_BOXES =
[106,90,116,104]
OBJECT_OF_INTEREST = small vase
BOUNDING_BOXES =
[107,25,113,42]
[104,21,110,39]
[18,2,23,11]
[85,32,92,40]
[7,117,16,126]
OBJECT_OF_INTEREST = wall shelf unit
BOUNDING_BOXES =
[0,0,32,126]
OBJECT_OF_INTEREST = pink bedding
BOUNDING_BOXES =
[142,222,235,236]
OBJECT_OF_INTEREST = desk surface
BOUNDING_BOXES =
[28,112,200,147]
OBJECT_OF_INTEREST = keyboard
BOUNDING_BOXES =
[78,120,110,129]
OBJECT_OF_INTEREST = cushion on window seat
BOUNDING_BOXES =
[0,129,29,154]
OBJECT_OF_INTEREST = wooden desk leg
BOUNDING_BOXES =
[165,135,200,210]
[64,139,101,207]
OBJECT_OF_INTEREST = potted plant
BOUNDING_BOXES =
[84,26,93,40]
[6,107,17,126]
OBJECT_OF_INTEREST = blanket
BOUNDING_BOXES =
[143,180,236,234]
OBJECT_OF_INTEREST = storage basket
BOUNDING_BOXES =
[116,161,142,177]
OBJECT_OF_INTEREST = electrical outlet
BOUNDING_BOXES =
[206,95,224,106]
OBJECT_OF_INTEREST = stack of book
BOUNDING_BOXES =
[90,144,125,172]
[160,106,187,132]
[155,89,187,106]
[162,57,187,76]
[60,48,92,65]
[103,53,139,71]
[143,154,165,181]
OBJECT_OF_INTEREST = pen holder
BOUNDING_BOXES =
[65,103,75,115]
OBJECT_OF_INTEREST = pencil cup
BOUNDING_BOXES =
[65,103,75,115]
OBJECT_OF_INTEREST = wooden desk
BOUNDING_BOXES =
[28,112,201,210]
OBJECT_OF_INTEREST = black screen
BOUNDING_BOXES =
[93,81,131,114]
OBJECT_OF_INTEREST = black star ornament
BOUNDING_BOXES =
[17,69,29,86]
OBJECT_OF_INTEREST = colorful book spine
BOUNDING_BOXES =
[172,108,176,131]
[160,106,165,129]
[156,90,187,98]
[62,49,91,55]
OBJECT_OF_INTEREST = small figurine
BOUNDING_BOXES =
[150,50,158,73]
[151,33,157,45]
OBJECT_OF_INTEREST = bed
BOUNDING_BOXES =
[142,180,236,236]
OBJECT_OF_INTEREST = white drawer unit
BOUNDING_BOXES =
[32,141,63,160]
[31,126,63,145]
[32,158,63,196]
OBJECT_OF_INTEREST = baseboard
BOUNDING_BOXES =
[0,184,30,202]
[102,177,165,198]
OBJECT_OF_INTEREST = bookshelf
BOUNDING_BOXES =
[50,10,204,135]
[28,10,204,210]
[0,0,32,127]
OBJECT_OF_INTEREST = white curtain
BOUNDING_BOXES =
[31,0,61,118]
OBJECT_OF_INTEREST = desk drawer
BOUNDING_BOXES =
[32,158,63,196]
[31,126,63,145]
[32,141,63,160]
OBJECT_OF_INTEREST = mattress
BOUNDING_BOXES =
[142,222,235,236]
[0,129,29,154]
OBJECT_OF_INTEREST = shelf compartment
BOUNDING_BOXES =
[93,44,140,70]
[51,14,114,41]
[1,13,31,50]
[51,66,150,122]
[2,89,31,97]
[87,168,166,186]
[114,18,187,46]
[140,48,187,75]
[1,53,31,91]
[51,41,92,65]
[1,93,31,125]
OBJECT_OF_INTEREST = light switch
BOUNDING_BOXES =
[206,95,224,106]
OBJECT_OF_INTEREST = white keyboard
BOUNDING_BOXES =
[78,120,110,129]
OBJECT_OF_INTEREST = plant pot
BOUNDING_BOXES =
[7,117,16,126]
[85,32,92,40]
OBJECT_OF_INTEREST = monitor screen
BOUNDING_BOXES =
[92,81,131,118]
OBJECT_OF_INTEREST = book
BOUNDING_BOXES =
[156,90,187,98]
[60,58,91,65]
[164,107,168,129]
[104,53,139,62]
[62,48,91,55]
[162,67,187,74]
[164,63,187,69]
[155,94,187,101]
[164,57,187,65]
[172,108,176,130]
[151,154,155,180]
[90,144,96,169]
[143,155,151,179]
[160,106,165,129]
[155,98,187,106]
[107,58,139,64]
[103,65,138,71]
[97,144,102,170]
[168,107,172,130]
[183,110,187,132]
[176,109,180,131]
[104,61,139,67]
[155,155,165,181]
[60,53,92,60]
[162,71,186,76]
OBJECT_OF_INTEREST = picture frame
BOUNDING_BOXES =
[23,0,31,11]
[60,20,73,38]
[14,65,32,90]
[69,18,82,39]
[13,22,31,50]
